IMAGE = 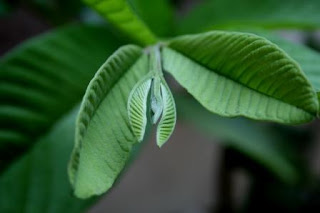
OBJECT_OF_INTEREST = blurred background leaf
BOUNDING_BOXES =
[177,0,320,34]
[127,0,174,37]
[82,0,157,45]
[0,24,122,171]
[0,106,97,213]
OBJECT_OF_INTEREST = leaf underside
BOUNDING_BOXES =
[68,45,148,198]
[156,82,176,147]
[83,0,157,45]
[163,31,318,124]
[127,78,152,142]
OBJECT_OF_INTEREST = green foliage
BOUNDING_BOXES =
[69,45,148,198]
[128,0,174,36]
[3,0,320,209]
[253,31,320,100]
[177,0,320,34]
[127,78,152,142]
[83,0,157,45]
[0,107,95,213]
[0,25,121,166]
[176,95,299,183]
[163,31,319,124]
[156,82,176,147]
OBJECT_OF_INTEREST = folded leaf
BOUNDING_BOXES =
[162,31,319,124]
[69,45,148,198]
[177,0,320,34]
[0,24,121,168]
[83,0,157,45]
[127,77,152,142]
[156,81,176,147]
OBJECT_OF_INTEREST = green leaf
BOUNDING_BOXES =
[252,31,320,103]
[0,24,122,167]
[68,45,148,198]
[156,81,176,147]
[177,0,320,34]
[128,0,174,36]
[83,0,157,45]
[162,31,319,124]
[0,107,96,213]
[127,77,152,142]
[175,95,299,183]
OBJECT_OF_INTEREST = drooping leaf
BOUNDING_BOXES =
[177,0,320,34]
[0,24,122,168]
[176,95,299,183]
[128,0,174,36]
[156,81,176,147]
[83,0,157,45]
[0,107,96,213]
[127,77,152,142]
[162,31,319,124]
[68,45,149,198]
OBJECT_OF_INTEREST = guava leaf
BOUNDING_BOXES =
[0,107,96,213]
[162,31,318,124]
[83,0,157,45]
[156,81,176,147]
[253,31,320,103]
[127,77,152,142]
[128,0,174,36]
[177,0,320,34]
[0,24,122,168]
[68,45,149,198]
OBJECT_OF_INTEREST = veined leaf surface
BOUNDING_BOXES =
[69,45,148,198]
[127,78,152,142]
[162,31,319,124]
[156,82,176,147]
[254,32,320,102]
[83,0,157,45]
